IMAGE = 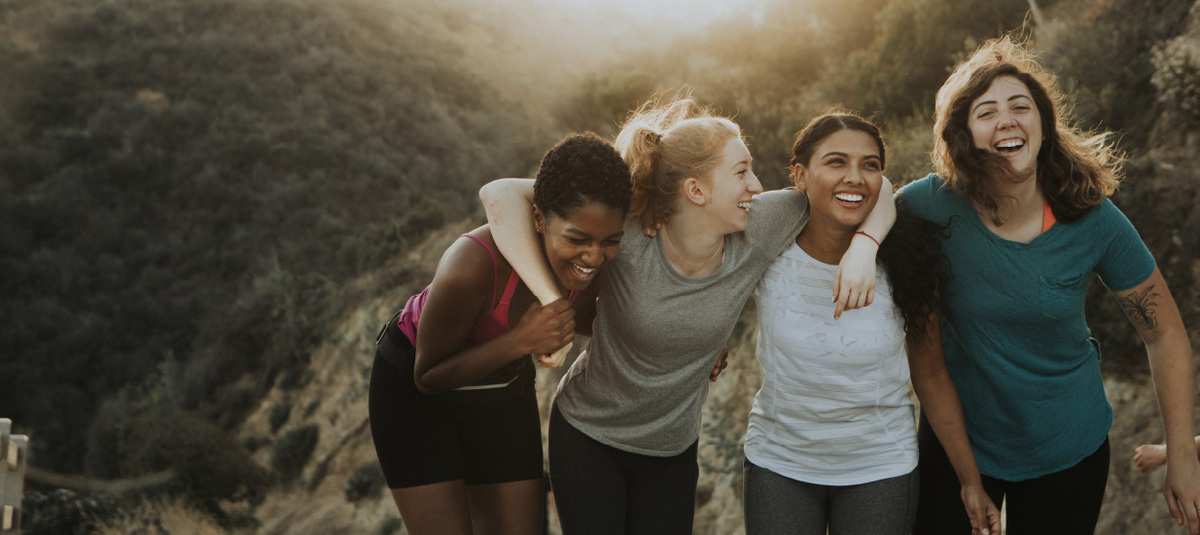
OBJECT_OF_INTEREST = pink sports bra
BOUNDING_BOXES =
[396,233,575,344]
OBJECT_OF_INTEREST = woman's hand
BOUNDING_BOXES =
[709,346,729,382]
[1164,455,1200,535]
[832,233,878,318]
[961,484,1001,535]
[513,298,575,359]
[537,341,573,368]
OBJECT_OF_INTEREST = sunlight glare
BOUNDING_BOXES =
[558,0,771,28]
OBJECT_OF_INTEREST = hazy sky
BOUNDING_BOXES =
[556,0,771,27]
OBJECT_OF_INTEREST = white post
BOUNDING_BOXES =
[0,418,27,533]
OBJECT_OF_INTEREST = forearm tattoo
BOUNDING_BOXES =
[1118,284,1160,331]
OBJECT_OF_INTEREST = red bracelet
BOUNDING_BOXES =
[854,230,880,247]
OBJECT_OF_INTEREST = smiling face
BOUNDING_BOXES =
[968,75,1043,176]
[794,129,883,231]
[535,201,626,293]
[704,136,764,234]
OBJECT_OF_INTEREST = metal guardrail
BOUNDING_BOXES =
[0,419,28,533]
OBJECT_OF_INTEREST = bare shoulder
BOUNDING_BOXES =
[428,227,499,312]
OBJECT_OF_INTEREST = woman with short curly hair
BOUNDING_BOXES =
[369,132,631,535]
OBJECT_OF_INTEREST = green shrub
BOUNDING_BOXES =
[1152,36,1200,125]
[243,435,271,453]
[213,384,257,429]
[269,402,292,433]
[121,408,273,504]
[1044,0,1195,142]
[269,424,320,483]
[398,197,446,238]
[378,516,403,535]
[821,0,1028,121]
[344,459,386,502]
[276,368,311,390]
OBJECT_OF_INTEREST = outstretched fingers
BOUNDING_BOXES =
[709,346,729,382]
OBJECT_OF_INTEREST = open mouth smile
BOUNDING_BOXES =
[570,262,598,281]
[995,138,1025,154]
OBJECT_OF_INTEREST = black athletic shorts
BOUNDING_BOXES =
[367,320,543,489]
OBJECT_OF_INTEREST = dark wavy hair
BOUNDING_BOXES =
[934,35,1121,225]
[878,205,950,337]
[789,110,886,174]
[790,110,946,336]
[533,132,632,220]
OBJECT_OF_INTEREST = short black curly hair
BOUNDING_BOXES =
[533,132,632,220]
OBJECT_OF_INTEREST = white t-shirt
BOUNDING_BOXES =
[744,242,917,485]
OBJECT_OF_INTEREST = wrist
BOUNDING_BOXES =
[503,328,537,357]
[1167,447,1198,465]
[957,471,984,487]
[853,230,880,248]
[533,289,564,306]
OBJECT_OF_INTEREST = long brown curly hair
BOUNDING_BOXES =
[933,35,1122,225]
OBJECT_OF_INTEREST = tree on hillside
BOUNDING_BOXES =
[0,0,548,476]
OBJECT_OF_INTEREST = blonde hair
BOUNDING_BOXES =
[933,35,1121,224]
[614,97,742,230]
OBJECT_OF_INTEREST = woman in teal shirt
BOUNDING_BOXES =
[904,36,1200,534]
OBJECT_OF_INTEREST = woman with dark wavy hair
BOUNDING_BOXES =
[742,111,999,535]
[902,36,1200,534]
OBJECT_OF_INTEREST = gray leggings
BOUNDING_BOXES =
[743,458,918,535]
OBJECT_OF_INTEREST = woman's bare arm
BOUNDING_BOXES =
[412,232,575,393]
[1114,267,1200,534]
[479,178,561,304]
[479,178,576,365]
[907,311,1000,535]
[833,179,896,317]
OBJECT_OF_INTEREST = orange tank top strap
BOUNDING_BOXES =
[1042,196,1057,233]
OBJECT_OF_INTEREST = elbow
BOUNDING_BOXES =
[412,369,447,396]
[479,180,498,205]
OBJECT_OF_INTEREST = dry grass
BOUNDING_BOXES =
[96,497,252,535]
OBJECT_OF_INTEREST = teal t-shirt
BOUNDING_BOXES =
[900,174,1156,481]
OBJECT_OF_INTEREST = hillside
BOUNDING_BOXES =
[0,0,556,475]
[239,2,1200,534]
[8,0,1200,533]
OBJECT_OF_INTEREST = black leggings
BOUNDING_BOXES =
[548,403,699,535]
[913,412,1110,534]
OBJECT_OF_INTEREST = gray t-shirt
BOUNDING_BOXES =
[555,189,809,456]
